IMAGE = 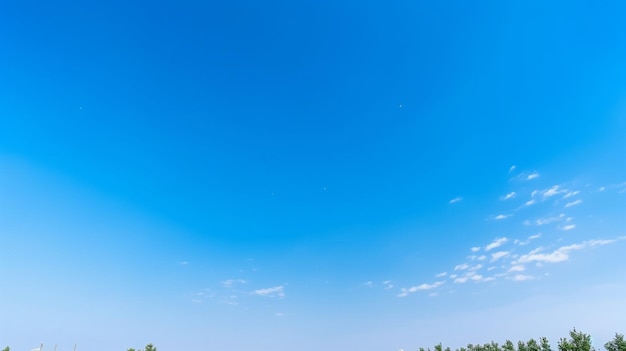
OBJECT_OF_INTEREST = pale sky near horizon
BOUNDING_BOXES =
[2,1,626,351]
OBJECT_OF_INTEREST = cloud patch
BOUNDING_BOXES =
[398,281,445,297]
[501,192,516,200]
[564,199,583,208]
[252,286,285,298]
[449,196,463,204]
[485,237,508,251]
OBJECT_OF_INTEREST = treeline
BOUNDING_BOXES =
[417,330,625,351]
[0,344,157,351]
[127,344,156,351]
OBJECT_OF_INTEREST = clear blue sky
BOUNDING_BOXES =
[1,1,626,351]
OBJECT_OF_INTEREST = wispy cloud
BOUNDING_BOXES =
[454,263,469,271]
[454,277,469,284]
[515,233,541,245]
[471,246,480,252]
[508,265,525,272]
[509,165,517,173]
[531,213,566,226]
[485,237,508,251]
[563,190,580,199]
[221,279,246,288]
[398,281,445,297]
[252,286,285,298]
[564,199,583,208]
[536,185,567,199]
[501,192,517,200]
[527,172,540,180]
[449,196,463,204]
[512,274,534,281]
[494,214,511,220]
[490,251,510,262]
[516,238,619,264]
[511,170,540,182]
[561,224,576,231]
[177,261,189,265]
[435,272,447,278]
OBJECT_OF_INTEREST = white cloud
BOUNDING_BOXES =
[470,274,483,281]
[515,233,541,245]
[363,281,374,288]
[178,261,189,265]
[383,280,394,289]
[565,199,583,208]
[435,272,447,278]
[491,251,510,262]
[477,255,487,261]
[485,237,508,251]
[525,199,536,206]
[561,224,576,231]
[512,274,534,281]
[535,213,566,226]
[509,265,525,272]
[471,246,480,252]
[502,192,517,200]
[398,281,445,297]
[494,214,511,220]
[588,239,617,246]
[509,165,517,173]
[454,263,469,271]
[599,186,606,192]
[449,274,458,279]
[563,190,580,199]
[468,264,483,271]
[449,196,463,204]
[252,286,285,298]
[516,238,618,265]
[527,172,540,180]
[454,277,469,284]
[221,279,246,288]
[540,185,567,199]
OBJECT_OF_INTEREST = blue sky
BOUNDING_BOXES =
[1,1,626,351]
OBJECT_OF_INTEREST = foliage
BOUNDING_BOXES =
[408,329,626,351]
[558,328,594,351]
[127,344,155,351]
[2,346,9,351]
[541,337,552,351]
[604,334,626,351]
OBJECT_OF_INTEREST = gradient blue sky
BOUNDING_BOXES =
[2,1,626,351]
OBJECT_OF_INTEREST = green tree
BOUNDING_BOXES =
[519,341,528,351]
[558,329,594,351]
[127,349,135,351]
[503,340,516,351]
[3,346,10,351]
[604,334,626,351]
[540,337,552,351]
[144,344,156,351]
[528,339,541,351]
